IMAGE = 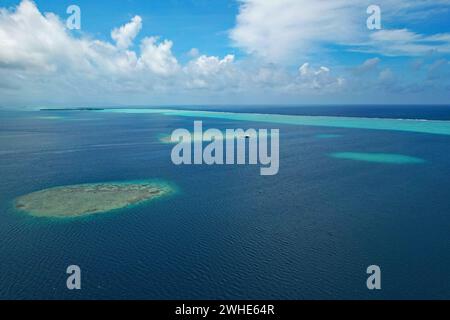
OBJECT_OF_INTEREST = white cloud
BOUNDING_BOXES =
[427,58,450,80]
[0,0,79,71]
[0,1,347,102]
[293,63,345,91]
[137,37,179,75]
[187,54,234,75]
[0,0,182,97]
[1,0,449,106]
[352,29,450,56]
[0,0,179,78]
[187,48,200,58]
[230,0,362,63]
[183,54,239,89]
[379,68,395,82]
[111,15,142,49]
[299,63,329,77]
[354,57,381,74]
[230,0,450,61]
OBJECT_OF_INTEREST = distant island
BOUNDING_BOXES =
[14,180,175,218]
[40,107,104,111]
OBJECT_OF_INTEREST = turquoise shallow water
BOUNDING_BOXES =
[315,134,343,139]
[102,108,450,136]
[330,152,426,164]
[1,107,450,299]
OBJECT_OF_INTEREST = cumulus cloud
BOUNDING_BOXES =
[0,0,187,101]
[0,0,352,105]
[188,54,234,76]
[111,15,142,49]
[0,0,79,71]
[183,54,240,89]
[1,0,449,106]
[137,37,179,75]
[0,0,178,78]
[296,63,345,90]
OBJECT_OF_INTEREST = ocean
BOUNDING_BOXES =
[0,105,449,299]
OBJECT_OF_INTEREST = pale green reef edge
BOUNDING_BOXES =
[14,180,177,218]
[330,152,425,164]
[100,108,450,136]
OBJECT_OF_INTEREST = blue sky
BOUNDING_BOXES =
[0,0,449,107]
[2,0,240,61]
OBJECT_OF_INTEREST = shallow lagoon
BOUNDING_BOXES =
[15,180,175,218]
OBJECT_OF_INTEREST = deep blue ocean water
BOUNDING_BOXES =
[0,106,449,299]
